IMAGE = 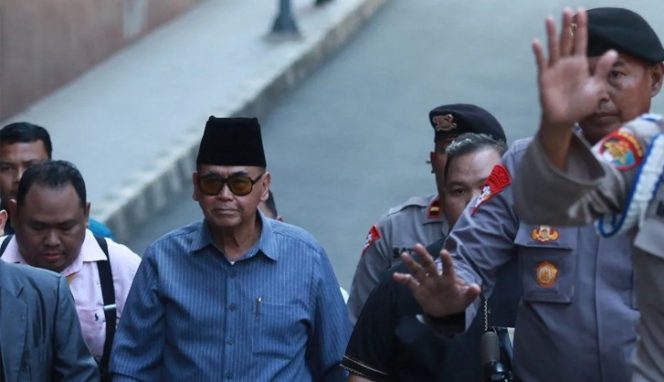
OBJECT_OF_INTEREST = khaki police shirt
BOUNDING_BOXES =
[513,117,664,381]
[347,194,448,323]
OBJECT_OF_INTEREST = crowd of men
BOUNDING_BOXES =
[2,5,664,382]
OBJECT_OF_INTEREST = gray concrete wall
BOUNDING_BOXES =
[0,0,200,119]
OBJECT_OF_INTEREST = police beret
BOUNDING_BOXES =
[428,104,506,142]
[196,116,267,167]
[586,7,664,64]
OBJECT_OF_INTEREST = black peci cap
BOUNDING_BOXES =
[428,104,506,142]
[196,116,267,167]
[586,7,664,64]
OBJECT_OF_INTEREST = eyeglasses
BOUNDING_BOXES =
[198,172,265,196]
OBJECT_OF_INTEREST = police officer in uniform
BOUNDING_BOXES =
[513,8,664,381]
[394,7,663,381]
[347,104,507,322]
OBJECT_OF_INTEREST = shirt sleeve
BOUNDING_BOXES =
[53,275,100,382]
[347,219,392,323]
[307,247,352,382]
[342,272,399,381]
[440,144,524,331]
[513,134,624,225]
[110,247,165,381]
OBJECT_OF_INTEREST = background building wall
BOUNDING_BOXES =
[0,0,200,119]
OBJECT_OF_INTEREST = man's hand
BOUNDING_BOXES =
[532,8,617,169]
[534,8,617,128]
[393,244,480,318]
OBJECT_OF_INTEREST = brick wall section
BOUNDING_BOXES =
[0,0,200,119]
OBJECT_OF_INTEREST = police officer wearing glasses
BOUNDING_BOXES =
[110,117,350,381]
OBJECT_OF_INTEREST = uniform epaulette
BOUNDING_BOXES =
[387,194,435,215]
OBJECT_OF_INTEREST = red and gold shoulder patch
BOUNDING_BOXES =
[530,225,560,243]
[427,197,441,219]
[361,225,381,255]
[471,164,512,215]
[596,129,644,171]
[536,261,559,288]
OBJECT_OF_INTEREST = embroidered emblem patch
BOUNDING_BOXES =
[427,198,441,219]
[361,225,381,255]
[597,129,644,171]
[531,225,560,243]
[536,261,559,288]
[471,164,512,215]
[432,114,457,132]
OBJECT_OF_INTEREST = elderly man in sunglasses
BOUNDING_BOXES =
[111,117,350,381]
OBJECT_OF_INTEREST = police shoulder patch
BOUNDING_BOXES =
[471,164,512,215]
[361,225,381,255]
[596,128,644,171]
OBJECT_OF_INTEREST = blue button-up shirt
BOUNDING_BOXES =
[111,214,350,381]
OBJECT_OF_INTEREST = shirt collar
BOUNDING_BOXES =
[191,212,279,262]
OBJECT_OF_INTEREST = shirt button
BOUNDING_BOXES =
[226,338,234,345]
[229,270,237,278]
[225,372,233,379]
[228,303,237,311]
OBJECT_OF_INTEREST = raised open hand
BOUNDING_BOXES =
[533,8,618,128]
[393,244,480,318]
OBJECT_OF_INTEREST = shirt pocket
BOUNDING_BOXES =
[251,303,306,359]
[515,225,577,304]
[77,306,106,359]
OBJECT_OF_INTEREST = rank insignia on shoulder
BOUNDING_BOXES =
[361,225,381,255]
[471,164,511,215]
[428,198,441,219]
[536,261,559,288]
[432,114,457,132]
[596,128,644,171]
[530,225,560,243]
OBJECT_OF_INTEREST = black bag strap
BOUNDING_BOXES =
[0,234,13,257]
[94,235,115,380]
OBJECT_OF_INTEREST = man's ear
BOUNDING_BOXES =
[261,172,272,202]
[650,62,664,97]
[84,202,91,223]
[0,209,8,236]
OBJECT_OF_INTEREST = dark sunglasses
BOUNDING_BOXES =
[198,172,265,196]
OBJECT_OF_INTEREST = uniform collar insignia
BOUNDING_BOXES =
[361,225,381,255]
[471,164,511,215]
[427,197,441,219]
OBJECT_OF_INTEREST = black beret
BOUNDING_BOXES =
[196,116,267,167]
[586,7,664,64]
[429,104,506,142]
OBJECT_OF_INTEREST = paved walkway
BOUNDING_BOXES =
[0,0,385,241]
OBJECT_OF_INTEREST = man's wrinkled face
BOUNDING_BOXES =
[442,148,502,226]
[193,165,270,231]
[580,54,663,144]
[0,141,49,204]
[11,183,89,273]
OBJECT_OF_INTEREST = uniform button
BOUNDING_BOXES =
[229,270,237,278]
[225,372,233,379]
[226,338,234,345]
[228,303,237,311]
